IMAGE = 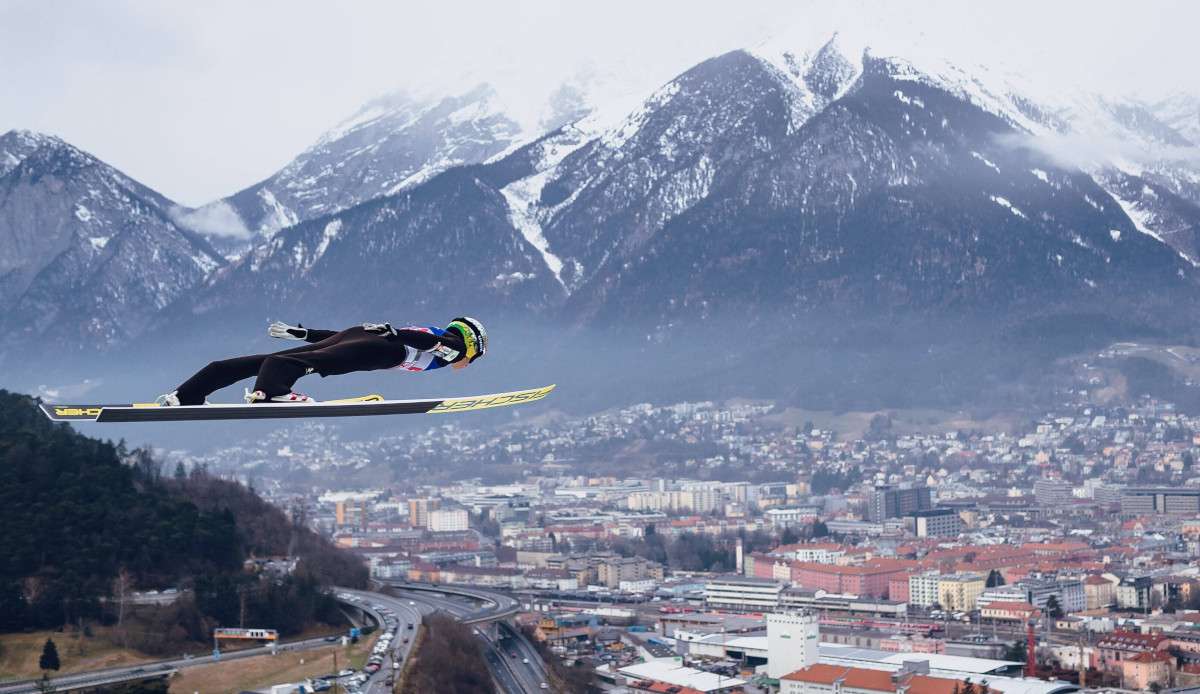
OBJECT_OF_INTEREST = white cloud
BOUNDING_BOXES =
[996,131,1200,172]
[169,201,251,238]
[34,378,101,401]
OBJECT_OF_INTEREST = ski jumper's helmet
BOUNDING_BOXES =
[447,317,488,363]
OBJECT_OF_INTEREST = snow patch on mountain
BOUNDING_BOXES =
[990,195,1027,219]
[312,219,342,267]
[258,189,298,234]
[498,129,595,288]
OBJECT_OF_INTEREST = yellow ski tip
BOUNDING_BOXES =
[429,384,555,414]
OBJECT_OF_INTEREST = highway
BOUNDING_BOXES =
[0,583,548,694]
[0,591,395,694]
[336,587,425,693]
[388,584,551,693]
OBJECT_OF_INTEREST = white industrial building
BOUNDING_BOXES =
[427,508,469,532]
[767,610,820,678]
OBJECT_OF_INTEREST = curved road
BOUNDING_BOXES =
[388,585,551,694]
[0,584,549,694]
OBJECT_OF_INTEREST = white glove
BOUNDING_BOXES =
[269,321,308,340]
[362,322,398,337]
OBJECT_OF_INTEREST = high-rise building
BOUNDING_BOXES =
[428,508,468,532]
[408,497,439,528]
[909,572,941,608]
[335,499,369,529]
[908,509,963,537]
[1120,488,1200,516]
[767,610,819,679]
[1033,478,1074,507]
[868,485,931,521]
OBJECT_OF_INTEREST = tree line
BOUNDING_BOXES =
[0,389,365,645]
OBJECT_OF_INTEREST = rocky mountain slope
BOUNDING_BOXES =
[0,130,223,351]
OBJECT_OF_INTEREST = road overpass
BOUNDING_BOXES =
[381,580,521,623]
[383,582,552,693]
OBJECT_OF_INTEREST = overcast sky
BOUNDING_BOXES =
[2,0,1196,206]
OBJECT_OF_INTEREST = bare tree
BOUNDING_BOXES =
[113,568,133,647]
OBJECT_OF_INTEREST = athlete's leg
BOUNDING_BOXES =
[249,329,407,397]
[175,354,269,405]
[174,329,358,404]
[251,354,314,398]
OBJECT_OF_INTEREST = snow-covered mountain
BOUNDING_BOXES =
[0,130,224,351]
[180,34,1200,339]
[9,33,1200,410]
[466,35,1200,326]
[210,85,528,243]
[182,165,564,329]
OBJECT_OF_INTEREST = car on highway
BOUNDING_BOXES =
[540,684,549,690]
[522,657,530,664]
[408,600,416,605]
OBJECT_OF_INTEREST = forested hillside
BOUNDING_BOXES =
[0,389,364,643]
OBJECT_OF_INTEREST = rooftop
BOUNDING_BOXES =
[618,660,747,693]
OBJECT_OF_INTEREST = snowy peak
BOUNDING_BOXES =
[219,83,529,241]
[0,129,59,177]
[803,34,863,101]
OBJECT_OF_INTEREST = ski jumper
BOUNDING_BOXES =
[174,325,463,405]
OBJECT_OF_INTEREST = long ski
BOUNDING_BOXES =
[40,385,555,422]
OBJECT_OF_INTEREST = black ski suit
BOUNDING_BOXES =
[174,325,464,405]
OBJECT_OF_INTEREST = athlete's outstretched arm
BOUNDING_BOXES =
[268,321,338,343]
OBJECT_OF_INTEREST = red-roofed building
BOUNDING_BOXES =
[1097,630,1169,673]
[790,560,916,598]
[780,664,976,694]
[1121,650,1173,690]
[628,681,707,694]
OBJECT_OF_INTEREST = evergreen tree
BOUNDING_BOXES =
[1046,595,1064,619]
[811,520,830,538]
[39,638,60,671]
[173,462,187,480]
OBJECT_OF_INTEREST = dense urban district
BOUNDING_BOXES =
[130,354,1200,694]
